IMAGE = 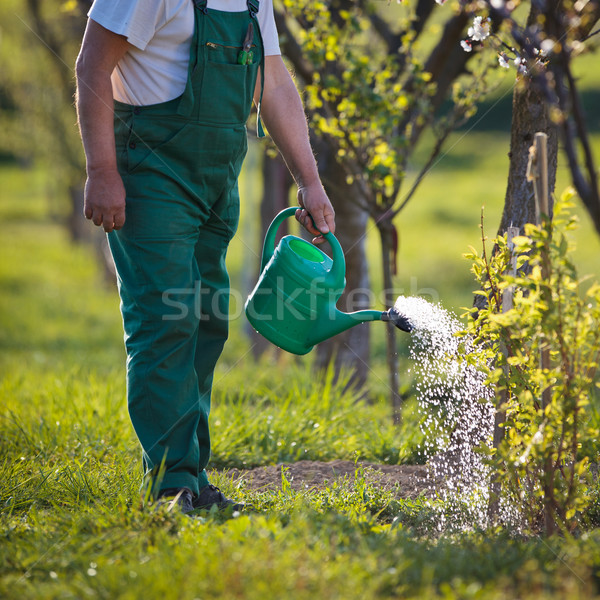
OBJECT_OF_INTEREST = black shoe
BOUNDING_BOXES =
[192,484,245,512]
[156,487,195,514]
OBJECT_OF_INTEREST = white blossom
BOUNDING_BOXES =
[461,39,473,52]
[498,53,510,68]
[540,39,555,55]
[468,16,491,42]
[514,57,528,74]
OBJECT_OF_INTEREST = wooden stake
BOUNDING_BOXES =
[529,132,555,535]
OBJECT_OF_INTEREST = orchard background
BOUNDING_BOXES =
[1,0,600,598]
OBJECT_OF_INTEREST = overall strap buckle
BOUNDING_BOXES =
[194,0,208,14]
[247,0,259,17]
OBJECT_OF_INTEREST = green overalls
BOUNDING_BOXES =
[108,0,263,496]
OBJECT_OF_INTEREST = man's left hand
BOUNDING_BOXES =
[296,182,336,244]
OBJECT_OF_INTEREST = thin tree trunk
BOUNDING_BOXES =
[67,183,116,284]
[67,183,88,243]
[378,221,402,424]
[497,82,558,236]
[487,15,559,521]
[248,151,294,358]
[311,138,372,392]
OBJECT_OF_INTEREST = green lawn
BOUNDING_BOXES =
[3,155,600,598]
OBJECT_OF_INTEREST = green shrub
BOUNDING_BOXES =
[464,189,600,534]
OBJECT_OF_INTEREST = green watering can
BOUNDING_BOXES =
[245,207,412,355]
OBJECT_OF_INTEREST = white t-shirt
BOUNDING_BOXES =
[88,0,280,106]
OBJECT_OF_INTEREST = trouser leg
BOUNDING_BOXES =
[192,174,240,488]
[108,187,238,496]
[192,228,232,489]
[108,196,213,496]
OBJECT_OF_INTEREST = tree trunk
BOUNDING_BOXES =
[378,220,402,424]
[247,151,294,358]
[496,3,558,237]
[313,141,372,393]
[497,81,558,236]
[67,182,116,285]
[488,48,559,526]
[476,75,559,312]
[67,183,88,243]
[249,144,373,390]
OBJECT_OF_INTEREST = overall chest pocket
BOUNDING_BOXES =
[196,40,260,126]
[205,40,255,64]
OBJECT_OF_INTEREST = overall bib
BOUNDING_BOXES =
[108,0,263,496]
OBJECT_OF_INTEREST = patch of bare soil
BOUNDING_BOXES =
[220,460,431,498]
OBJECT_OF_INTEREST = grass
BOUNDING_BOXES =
[2,69,600,595]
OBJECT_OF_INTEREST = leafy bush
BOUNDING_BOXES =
[464,189,600,534]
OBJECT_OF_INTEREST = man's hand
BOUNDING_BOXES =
[295,182,336,244]
[84,167,126,233]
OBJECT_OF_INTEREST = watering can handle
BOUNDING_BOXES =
[260,207,346,290]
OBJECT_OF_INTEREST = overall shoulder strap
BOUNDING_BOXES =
[247,0,259,17]
[248,0,264,137]
[194,0,208,14]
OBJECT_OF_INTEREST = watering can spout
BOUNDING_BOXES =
[381,307,414,333]
[320,309,385,342]
[323,307,414,341]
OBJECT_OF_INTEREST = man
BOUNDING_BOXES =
[76,0,335,513]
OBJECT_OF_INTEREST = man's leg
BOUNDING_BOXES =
[191,227,232,489]
[193,182,240,488]
[108,191,205,497]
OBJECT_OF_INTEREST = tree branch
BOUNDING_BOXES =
[423,11,472,111]
[273,10,316,84]
[26,0,75,98]
[559,56,600,233]
[391,123,453,218]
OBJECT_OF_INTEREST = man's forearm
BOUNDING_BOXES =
[258,56,335,239]
[76,62,118,174]
[258,58,321,189]
[75,19,130,232]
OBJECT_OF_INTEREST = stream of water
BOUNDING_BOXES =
[394,295,497,531]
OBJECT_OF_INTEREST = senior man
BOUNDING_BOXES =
[76,0,335,513]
